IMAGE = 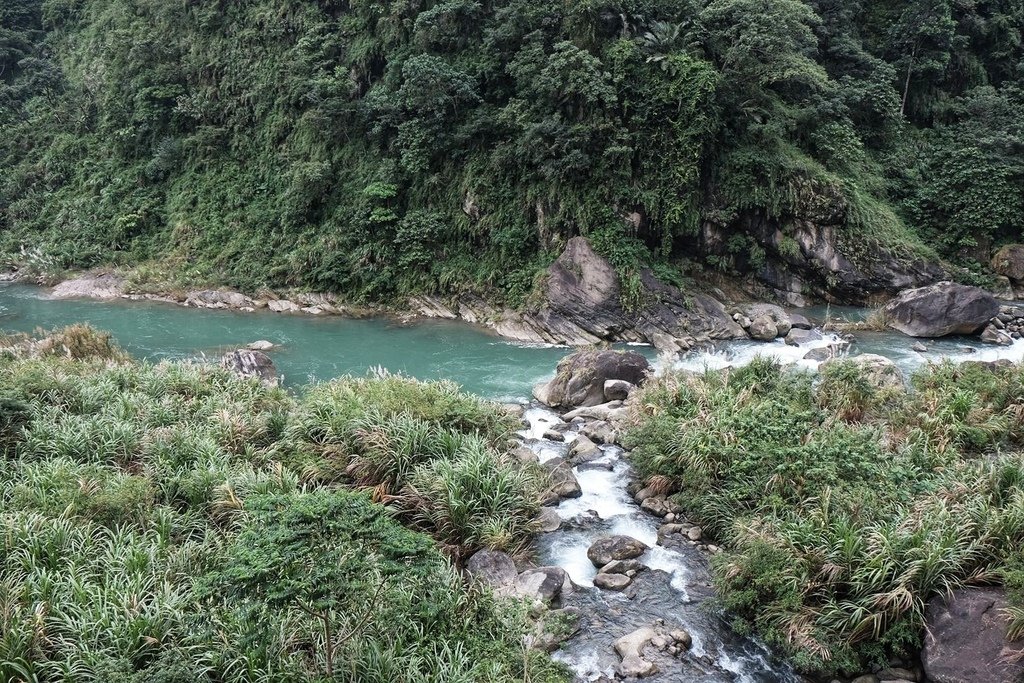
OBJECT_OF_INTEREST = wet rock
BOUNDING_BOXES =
[604,379,635,402]
[669,630,692,650]
[912,342,928,353]
[246,340,275,351]
[542,457,582,502]
[587,535,648,567]
[599,559,647,575]
[535,507,562,532]
[803,341,851,362]
[980,324,1013,345]
[516,566,571,603]
[533,349,650,408]
[883,282,999,337]
[820,354,904,391]
[593,573,632,591]
[747,315,778,341]
[614,626,658,678]
[576,460,615,472]
[51,273,125,300]
[465,550,517,595]
[542,429,565,442]
[563,401,627,424]
[785,328,822,346]
[922,587,1024,683]
[221,350,277,384]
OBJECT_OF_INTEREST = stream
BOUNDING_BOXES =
[4,282,1024,681]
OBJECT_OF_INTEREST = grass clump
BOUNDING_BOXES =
[626,356,1024,676]
[0,334,563,682]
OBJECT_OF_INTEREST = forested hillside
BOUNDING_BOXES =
[1,0,1022,303]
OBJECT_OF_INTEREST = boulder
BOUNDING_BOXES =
[820,354,904,391]
[922,588,1024,683]
[465,550,517,595]
[992,244,1024,281]
[563,401,627,424]
[515,566,571,603]
[220,350,277,384]
[803,342,849,362]
[581,420,617,445]
[246,340,275,351]
[593,573,631,591]
[568,435,602,464]
[587,535,648,567]
[912,342,928,353]
[533,349,650,408]
[542,458,582,502]
[614,627,658,678]
[745,303,792,336]
[267,299,301,313]
[599,559,646,575]
[535,507,562,532]
[51,274,125,300]
[785,328,822,346]
[789,313,814,330]
[186,289,253,309]
[603,379,635,401]
[747,315,778,341]
[883,282,999,337]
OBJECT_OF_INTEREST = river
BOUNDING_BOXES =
[4,282,1024,681]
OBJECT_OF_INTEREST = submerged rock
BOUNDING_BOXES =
[883,282,998,337]
[922,587,1024,683]
[221,349,277,384]
[533,349,650,408]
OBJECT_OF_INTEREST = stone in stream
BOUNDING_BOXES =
[640,496,670,517]
[542,429,565,442]
[744,303,792,336]
[246,340,275,351]
[614,626,658,678]
[220,349,277,385]
[980,324,1013,345]
[532,349,650,409]
[912,341,928,352]
[513,445,539,465]
[581,419,617,445]
[803,342,850,362]
[568,435,603,464]
[593,573,632,591]
[669,629,692,650]
[465,549,517,596]
[789,312,813,330]
[542,457,582,503]
[587,535,648,567]
[883,282,999,337]
[563,400,627,424]
[747,315,778,341]
[785,328,822,346]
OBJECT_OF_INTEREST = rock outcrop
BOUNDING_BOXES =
[883,282,999,337]
[700,207,943,306]
[992,244,1024,282]
[220,349,277,384]
[922,588,1024,683]
[413,236,744,350]
[533,349,650,409]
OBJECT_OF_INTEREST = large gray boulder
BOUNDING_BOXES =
[587,535,648,567]
[922,588,1024,683]
[51,274,125,300]
[465,550,518,596]
[542,457,582,503]
[533,349,650,408]
[883,282,999,337]
[992,244,1024,282]
[221,350,277,384]
[515,566,571,603]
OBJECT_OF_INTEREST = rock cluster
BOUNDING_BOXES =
[612,623,693,678]
[220,349,277,385]
[978,304,1024,346]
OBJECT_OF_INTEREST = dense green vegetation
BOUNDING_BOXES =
[1,0,1022,301]
[626,357,1024,676]
[0,327,564,682]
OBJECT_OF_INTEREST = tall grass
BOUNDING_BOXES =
[626,356,1024,676]
[0,331,562,682]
